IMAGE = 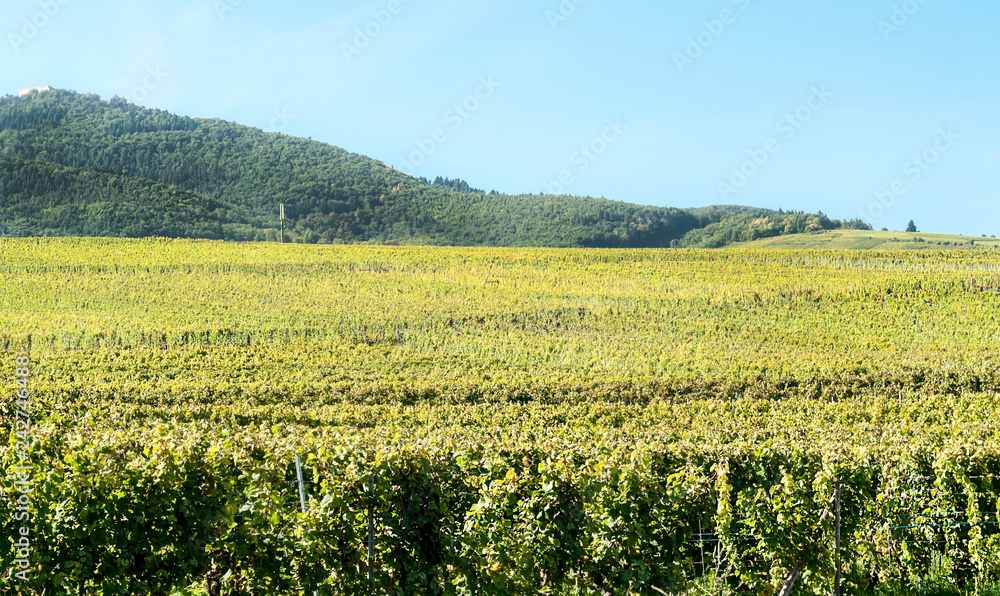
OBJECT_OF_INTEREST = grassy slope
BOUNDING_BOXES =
[732,229,1000,250]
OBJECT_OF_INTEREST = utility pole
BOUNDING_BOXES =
[279,203,285,243]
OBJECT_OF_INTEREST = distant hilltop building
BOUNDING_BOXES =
[18,86,52,97]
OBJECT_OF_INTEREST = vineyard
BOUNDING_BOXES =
[3,238,1000,595]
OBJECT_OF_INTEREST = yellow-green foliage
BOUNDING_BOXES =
[3,238,1000,594]
[1,238,999,399]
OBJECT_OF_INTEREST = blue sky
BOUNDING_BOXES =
[4,0,998,234]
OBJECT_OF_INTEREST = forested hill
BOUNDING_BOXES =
[0,89,869,245]
[0,154,240,238]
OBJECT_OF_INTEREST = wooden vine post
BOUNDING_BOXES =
[834,478,842,596]
[778,481,842,596]
[368,474,375,585]
[295,454,318,596]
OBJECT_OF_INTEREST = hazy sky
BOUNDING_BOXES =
[4,0,998,234]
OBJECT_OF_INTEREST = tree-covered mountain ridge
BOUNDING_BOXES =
[0,89,870,246]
